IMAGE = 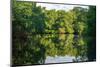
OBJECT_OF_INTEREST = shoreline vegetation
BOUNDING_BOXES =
[12,0,96,65]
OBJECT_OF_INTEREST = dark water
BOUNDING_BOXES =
[12,34,96,65]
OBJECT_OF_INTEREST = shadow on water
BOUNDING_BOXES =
[12,34,96,65]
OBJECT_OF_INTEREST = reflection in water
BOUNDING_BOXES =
[45,56,75,63]
[12,34,96,65]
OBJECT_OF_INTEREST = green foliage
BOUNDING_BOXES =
[74,22,87,35]
[12,1,96,65]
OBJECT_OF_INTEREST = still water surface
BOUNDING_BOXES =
[13,34,96,65]
[30,34,96,64]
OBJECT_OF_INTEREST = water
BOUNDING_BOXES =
[31,34,96,64]
[12,34,96,65]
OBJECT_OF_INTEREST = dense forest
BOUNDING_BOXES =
[12,0,96,65]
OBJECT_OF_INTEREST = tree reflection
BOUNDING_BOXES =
[13,34,96,65]
[12,0,96,65]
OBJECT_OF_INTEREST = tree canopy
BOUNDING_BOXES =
[12,0,96,65]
